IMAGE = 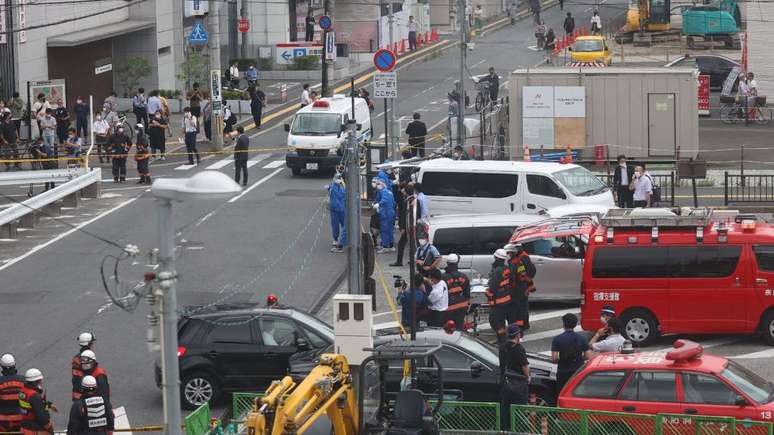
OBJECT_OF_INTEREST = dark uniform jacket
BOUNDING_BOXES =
[67,393,114,434]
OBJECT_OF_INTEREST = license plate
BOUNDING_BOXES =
[306,163,319,170]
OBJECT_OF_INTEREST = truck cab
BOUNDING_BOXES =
[285,95,372,175]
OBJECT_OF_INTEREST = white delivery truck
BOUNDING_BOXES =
[284,95,372,175]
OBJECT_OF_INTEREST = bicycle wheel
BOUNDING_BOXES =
[755,107,772,125]
[719,104,737,124]
[474,93,484,112]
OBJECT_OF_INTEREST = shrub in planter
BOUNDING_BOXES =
[222,89,249,100]
[291,55,320,70]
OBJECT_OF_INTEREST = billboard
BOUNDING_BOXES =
[522,86,586,149]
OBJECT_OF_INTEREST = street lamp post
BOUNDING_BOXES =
[151,171,242,434]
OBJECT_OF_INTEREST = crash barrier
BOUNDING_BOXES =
[510,405,774,435]
[231,392,500,431]
[185,402,212,435]
[724,172,774,205]
[0,168,101,233]
[596,171,675,206]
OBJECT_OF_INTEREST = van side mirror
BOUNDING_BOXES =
[284,123,290,132]
[734,395,749,407]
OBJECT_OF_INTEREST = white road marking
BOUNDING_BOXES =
[246,153,272,168]
[730,348,774,359]
[206,157,234,170]
[227,167,284,203]
[174,164,196,171]
[262,160,284,169]
[0,195,141,272]
[113,406,133,435]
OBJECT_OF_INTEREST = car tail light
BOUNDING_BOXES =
[177,346,187,358]
[580,281,587,306]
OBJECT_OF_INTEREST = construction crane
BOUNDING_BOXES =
[245,341,445,435]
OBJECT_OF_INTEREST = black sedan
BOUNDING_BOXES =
[665,54,740,90]
[154,303,334,409]
[290,328,559,406]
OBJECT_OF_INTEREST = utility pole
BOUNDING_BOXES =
[346,79,362,294]
[210,0,224,151]
[157,199,182,435]
[387,3,396,158]
[240,0,248,58]
[321,0,334,96]
[456,0,466,151]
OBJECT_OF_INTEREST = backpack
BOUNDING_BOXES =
[645,174,661,203]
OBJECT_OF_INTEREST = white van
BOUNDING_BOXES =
[413,159,614,215]
[284,95,372,175]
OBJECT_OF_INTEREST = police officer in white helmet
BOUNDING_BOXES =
[67,375,114,435]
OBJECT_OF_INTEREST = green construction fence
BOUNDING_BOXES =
[184,402,211,435]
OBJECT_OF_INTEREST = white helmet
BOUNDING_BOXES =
[78,332,95,347]
[0,354,15,368]
[25,368,43,382]
[444,254,460,264]
[81,375,97,389]
[494,249,508,260]
[80,350,96,361]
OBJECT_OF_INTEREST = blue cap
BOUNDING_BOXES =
[507,323,522,338]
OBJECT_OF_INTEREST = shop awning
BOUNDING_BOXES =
[47,20,155,47]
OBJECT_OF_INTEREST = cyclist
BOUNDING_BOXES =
[478,67,500,104]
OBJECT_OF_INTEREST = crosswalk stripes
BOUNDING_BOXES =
[263,160,284,169]
[246,153,272,168]
[174,164,196,171]
[205,157,234,170]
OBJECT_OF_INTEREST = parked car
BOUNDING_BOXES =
[665,54,740,90]
[570,35,613,66]
[559,340,774,423]
[154,303,334,409]
[289,328,559,405]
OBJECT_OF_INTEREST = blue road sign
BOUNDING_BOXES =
[189,21,208,45]
[373,48,397,72]
[319,15,332,31]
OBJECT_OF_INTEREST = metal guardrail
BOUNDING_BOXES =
[510,405,774,435]
[596,172,676,206]
[432,400,500,432]
[0,167,85,186]
[0,168,101,227]
[232,392,262,422]
[724,172,774,205]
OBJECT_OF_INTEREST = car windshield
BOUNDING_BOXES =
[290,310,334,341]
[553,167,607,196]
[574,40,604,52]
[721,361,774,404]
[291,113,341,136]
[457,334,499,367]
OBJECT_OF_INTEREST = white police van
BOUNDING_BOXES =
[284,95,372,175]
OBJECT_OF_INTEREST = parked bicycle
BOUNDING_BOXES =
[720,97,772,125]
[473,79,492,112]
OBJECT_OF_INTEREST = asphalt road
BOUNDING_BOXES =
[6,0,755,429]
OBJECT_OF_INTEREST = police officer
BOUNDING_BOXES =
[443,254,471,331]
[19,368,55,435]
[507,243,536,331]
[487,249,513,343]
[498,324,530,429]
[67,376,114,435]
[108,126,131,183]
[72,351,109,403]
[0,354,25,433]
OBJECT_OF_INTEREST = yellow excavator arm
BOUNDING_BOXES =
[246,354,359,435]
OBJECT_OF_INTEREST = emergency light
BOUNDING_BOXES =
[665,339,703,363]
[742,220,756,231]
[312,100,330,109]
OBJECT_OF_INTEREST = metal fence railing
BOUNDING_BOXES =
[431,400,501,432]
[511,405,774,435]
[232,392,262,421]
[184,402,211,435]
[596,172,676,206]
[724,172,774,204]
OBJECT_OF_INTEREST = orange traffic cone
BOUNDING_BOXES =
[426,31,431,43]
[431,28,438,41]
[565,145,573,163]
[523,145,531,161]
[399,38,406,54]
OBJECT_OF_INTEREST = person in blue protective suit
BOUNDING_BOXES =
[375,160,393,189]
[374,178,396,253]
[328,173,347,253]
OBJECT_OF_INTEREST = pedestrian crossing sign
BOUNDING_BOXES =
[189,21,208,45]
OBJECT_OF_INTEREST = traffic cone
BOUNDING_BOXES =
[566,145,573,163]
[417,33,422,48]
[426,31,431,44]
[399,38,406,54]
[431,28,438,41]
[523,144,531,161]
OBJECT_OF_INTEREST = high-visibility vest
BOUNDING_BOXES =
[486,266,512,306]
[445,272,470,312]
[18,386,52,434]
[0,376,25,429]
[510,252,536,296]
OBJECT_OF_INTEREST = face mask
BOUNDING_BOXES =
[335,178,343,185]
[77,100,83,104]
[118,128,124,134]
[600,316,608,325]
[453,152,461,158]
[186,113,191,118]
[634,171,641,177]
[376,184,384,190]
[419,238,428,246]
[156,115,161,119]
[96,116,101,121]
[619,162,625,167]
[371,181,377,188]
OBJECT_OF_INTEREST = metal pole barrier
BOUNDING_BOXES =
[157,198,183,434]
[210,0,224,151]
[346,78,362,294]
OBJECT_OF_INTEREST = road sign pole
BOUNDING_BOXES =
[209,0,224,151]
[457,0,466,153]
[321,2,333,97]
[387,4,396,158]
[240,1,248,58]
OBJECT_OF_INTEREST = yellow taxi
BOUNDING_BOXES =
[570,35,612,65]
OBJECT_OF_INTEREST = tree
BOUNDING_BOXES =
[177,50,210,93]
[116,56,152,97]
